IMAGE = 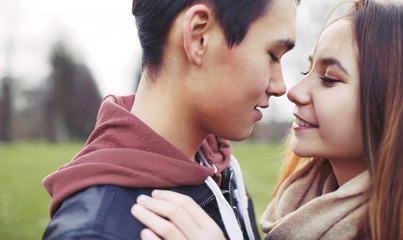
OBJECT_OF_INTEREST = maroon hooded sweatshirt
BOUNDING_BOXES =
[43,95,232,217]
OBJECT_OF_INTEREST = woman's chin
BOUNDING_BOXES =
[290,141,312,158]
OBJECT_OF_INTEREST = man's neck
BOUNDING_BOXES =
[131,77,205,162]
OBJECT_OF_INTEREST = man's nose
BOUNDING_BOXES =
[267,64,286,97]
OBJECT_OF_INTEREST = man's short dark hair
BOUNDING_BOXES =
[133,0,270,74]
[133,0,300,75]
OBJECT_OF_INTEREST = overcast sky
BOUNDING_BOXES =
[0,0,346,122]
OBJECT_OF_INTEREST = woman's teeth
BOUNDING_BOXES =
[296,117,317,127]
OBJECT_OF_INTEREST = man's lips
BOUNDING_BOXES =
[255,104,269,110]
[254,105,268,121]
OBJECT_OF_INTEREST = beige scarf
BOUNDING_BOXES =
[260,160,369,240]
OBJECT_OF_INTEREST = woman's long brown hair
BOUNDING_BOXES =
[271,0,403,239]
[352,0,402,239]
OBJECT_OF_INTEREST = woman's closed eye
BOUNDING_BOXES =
[320,76,340,85]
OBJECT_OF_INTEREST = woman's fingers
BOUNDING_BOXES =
[151,190,215,226]
[134,194,203,233]
[140,229,162,240]
[132,190,226,240]
[131,204,187,240]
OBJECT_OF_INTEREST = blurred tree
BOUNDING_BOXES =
[0,76,12,142]
[0,17,16,142]
[13,87,48,140]
[65,63,102,140]
[47,41,101,142]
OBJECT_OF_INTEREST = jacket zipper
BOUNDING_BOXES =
[200,195,215,208]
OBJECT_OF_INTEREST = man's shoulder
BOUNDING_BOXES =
[43,184,215,240]
[43,185,154,240]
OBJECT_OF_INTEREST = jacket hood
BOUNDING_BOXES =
[43,95,232,217]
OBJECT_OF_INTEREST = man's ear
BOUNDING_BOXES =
[182,4,213,66]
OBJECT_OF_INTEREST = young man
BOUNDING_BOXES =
[42,0,297,239]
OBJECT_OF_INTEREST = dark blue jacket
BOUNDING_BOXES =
[43,168,261,240]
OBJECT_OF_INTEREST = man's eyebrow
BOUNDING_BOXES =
[320,57,350,76]
[275,39,295,52]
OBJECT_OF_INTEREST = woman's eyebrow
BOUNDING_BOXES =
[320,57,350,76]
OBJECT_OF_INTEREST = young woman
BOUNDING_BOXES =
[131,0,402,239]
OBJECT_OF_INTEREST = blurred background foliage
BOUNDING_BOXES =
[1,41,102,143]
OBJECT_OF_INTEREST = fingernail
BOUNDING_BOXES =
[137,194,150,204]
[141,228,155,238]
[131,204,144,214]
[152,190,161,196]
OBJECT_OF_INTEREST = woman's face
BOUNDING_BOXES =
[287,19,364,163]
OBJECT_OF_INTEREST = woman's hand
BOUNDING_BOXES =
[131,190,226,240]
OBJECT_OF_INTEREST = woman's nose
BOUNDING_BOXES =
[287,75,311,105]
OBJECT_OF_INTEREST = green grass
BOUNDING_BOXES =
[0,142,85,240]
[0,142,284,239]
[232,142,284,237]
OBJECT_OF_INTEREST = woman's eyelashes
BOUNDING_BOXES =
[300,69,341,85]
[319,76,340,85]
